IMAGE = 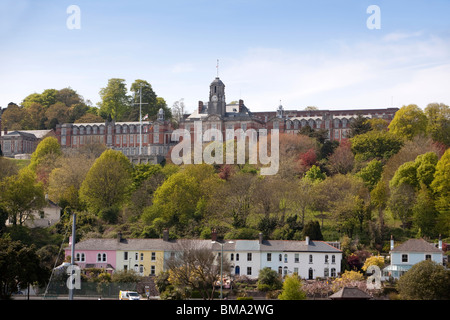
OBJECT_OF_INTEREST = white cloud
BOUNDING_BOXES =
[215,33,450,111]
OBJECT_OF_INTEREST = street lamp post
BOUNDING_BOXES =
[212,240,234,299]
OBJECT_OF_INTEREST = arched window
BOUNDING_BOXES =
[284,254,288,263]
[325,255,329,263]
[332,255,336,264]
[331,268,336,277]
[309,254,313,264]
[278,266,282,275]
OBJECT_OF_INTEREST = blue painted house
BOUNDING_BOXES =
[382,236,444,280]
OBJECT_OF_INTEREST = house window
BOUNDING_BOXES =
[151,265,156,275]
[247,253,252,261]
[135,253,138,261]
[267,253,272,262]
[402,254,408,263]
[124,252,128,260]
[278,266,282,275]
[309,254,313,264]
[279,254,282,262]
[140,253,144,261]
[425,254,432,261]
[284,254,288,263]
[324,268,329,277]
[294,267,299,274]
[325,255,329,263]
[332,255,335,264]
[230,253,234,261]
[151,252,156,261]
[331,268,336,277]
[76,253,85,262]
[247,267,252,276]
[283,266,288,275]
[236,253,239,261]
[98,253,107,262]
[295,254,299,263]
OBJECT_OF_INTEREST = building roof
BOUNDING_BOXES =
[67,237,342,254]
[391,239,443,253]
[329,287,371,300]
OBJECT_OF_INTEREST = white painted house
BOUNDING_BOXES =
[382,236,444,280]
[217,234,342,280]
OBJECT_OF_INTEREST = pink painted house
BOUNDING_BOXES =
[65,237,117,273]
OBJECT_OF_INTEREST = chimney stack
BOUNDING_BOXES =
[163,229,169,242]
[211,229,217,242]
[198,101,203,114]
[117,232,122,243]
[258,232,263,244]
[238,99,244,113]
[439,234,442,250]
[305,236,310,245]
[390,235,394,250]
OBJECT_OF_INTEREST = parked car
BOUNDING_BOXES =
[119,290,141,300]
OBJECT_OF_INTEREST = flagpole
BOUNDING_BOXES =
[139,87,142,156]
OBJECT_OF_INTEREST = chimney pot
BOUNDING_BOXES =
[117,232,122,243]
[258,233,263,244]
[163,229,169,242]
[305,236,310,245]
[211,229,217,242]
[390,235,394,250]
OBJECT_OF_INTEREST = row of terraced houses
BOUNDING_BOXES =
[65,231,343,280]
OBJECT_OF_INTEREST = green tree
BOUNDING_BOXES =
[98,78,131,121]
[304,165,326,181]
[142,164,220,236]
[348,114,372,137]
[413,187,439,238]
[278,274,307,300]
[350,130,404,161]
[388,183,416,229]
[302,220,323,240]
[388,104,428,140]
[397,260,450,300]
[356,159,383,190]
[79,150,132,220]
[257,267,283,292]
[0,168,46,226]
[29,136,62,171]
[127,79,171,121]
[0,238,50,299]
[430,149,450,235]
[425,103,450,146]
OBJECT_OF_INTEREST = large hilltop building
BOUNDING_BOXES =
[1,77,398,161]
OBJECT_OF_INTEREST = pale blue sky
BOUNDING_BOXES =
[1,0,449,113]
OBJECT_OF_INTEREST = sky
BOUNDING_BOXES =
[1,0,449,114]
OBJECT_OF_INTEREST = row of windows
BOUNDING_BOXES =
[123,264,157,275]
[234,265,337,277]
[123,252,157,261]
[229,253,337,264]
[77,252,338,264]
[76,252,160,263]
[401,254,433,262]
[63,124,160,136]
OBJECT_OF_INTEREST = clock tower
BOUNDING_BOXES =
[208,77,226,116]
